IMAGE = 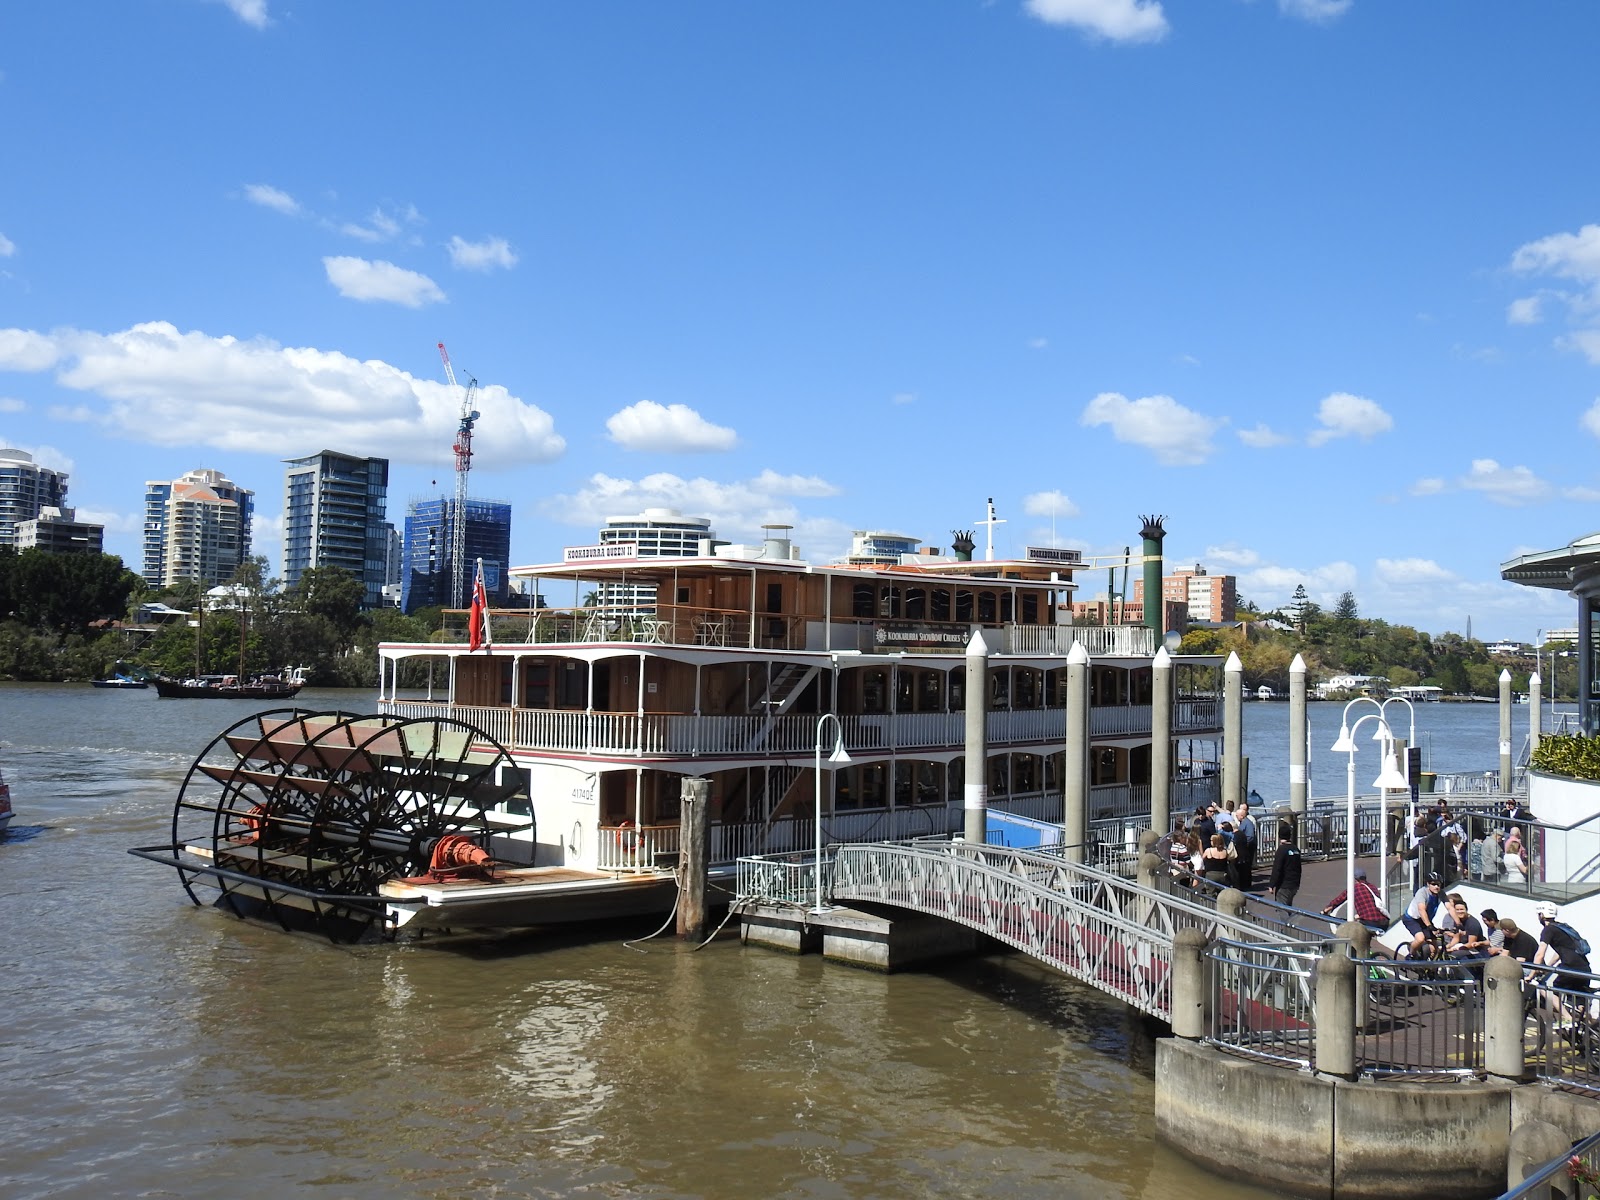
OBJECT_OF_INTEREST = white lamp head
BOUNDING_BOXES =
[1330,724,1355,753]
[828,743,852,766]
[1372,756,1408,790]
[1371,718,1392,743]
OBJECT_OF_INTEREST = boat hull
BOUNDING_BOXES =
[91,678,149,689]
[151,678,305,700]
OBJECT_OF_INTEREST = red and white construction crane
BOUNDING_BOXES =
[437,342,480,609]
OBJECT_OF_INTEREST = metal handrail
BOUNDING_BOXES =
[1206,937,1322,1069]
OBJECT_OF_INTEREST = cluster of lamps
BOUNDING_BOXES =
[1329,696,1415,920]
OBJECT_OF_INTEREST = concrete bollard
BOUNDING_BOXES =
[1336,920,1372,1030]
[1138,828,1160,857]
[1314,952,1357,1080]
[1486,952,1529,1082]
[1171,927,1210,1039]
[1506,1120,1571,1193]
[1215,888,1247,927]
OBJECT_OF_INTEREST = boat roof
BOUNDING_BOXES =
[510,552,1079,590]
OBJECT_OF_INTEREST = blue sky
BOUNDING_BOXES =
[3,0,1599,642]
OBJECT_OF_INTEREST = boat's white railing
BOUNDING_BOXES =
[379,698,1220,758]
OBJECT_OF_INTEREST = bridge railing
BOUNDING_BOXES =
[1206,938,1321,1070]
[1528,964,1600,1094]
[1498,1129,1600,1200]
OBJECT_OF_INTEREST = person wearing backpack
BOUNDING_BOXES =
[1535,901,1593,994]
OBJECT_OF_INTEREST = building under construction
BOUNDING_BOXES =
[401,497,511,614]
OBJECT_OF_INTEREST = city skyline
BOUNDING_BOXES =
[3,3,1599,641]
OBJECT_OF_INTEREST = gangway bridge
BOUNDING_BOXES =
[737,838,1338,1023]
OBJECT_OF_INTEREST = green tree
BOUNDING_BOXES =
[291,566,364,647]
[1333,591,1359,621]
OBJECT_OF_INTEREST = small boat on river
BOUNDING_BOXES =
[0,766,13,837]
[91,674,149,690]
[151,667,306,700]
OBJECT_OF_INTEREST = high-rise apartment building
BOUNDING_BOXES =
[401,498,512,613]
[142,468,254,587]
[0,448,69,549]
[1132,563,1237,623]
[592,508,715,611]
[282,450,390,608]
[17,506,104,554]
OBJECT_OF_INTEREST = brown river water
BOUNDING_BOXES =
[2,683,1340,1199]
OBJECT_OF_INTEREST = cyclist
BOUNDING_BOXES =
[1400,872,1445,958]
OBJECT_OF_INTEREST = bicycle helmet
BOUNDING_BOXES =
[1536,901,1559,920]
[1425,872,1443,885]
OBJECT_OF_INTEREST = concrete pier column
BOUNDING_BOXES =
[1314,952,1357,1080]
[1289,654,1308,815]
[1216,888,1247,927]
[1138,852,1166,920]
[1337,920,1372,1030]
[1485,952,1528,1082]
[1530,670,1543,758]
[963,628,991,845]
[1223,652,1243,812]
[1063,642,1090,864]
[1170,927,1210,1039]
[1500,668,1514,795]
[1506,1121,1570,1193]
[1151,646,1173,834]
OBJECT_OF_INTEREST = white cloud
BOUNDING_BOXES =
[447,235,518,272]
[1079,392,1220,465]
[1236,561,1359,612]
[1563,485,1600,502]
[1307,391,1393,445]
[0,321,565,467]
[1410,477,1446,496]
[1022,489,1080,518]
[1201,543,1261,569]
[0,232,14,257]
[547,470,841,546]
[243,183,298,215]
[890,392,916,405]
[605,400,738,453]
[1580,398,1600,440]
[1374,557,1456,586]
[1278,0,1351,22]
[215,0,269,28]
[1237,422,1292,448]
[1022,0,1168,43]
[0,436,73,473]
[75,507,142,536]
[338,205,421,244]
[1507,296,1543,326]
[323,256,445,307]
[1027,337,1049,350]
[1509,224,1600,363]
[0,329,62,372]
[1459,458,1550,506]
[0,397,23,413]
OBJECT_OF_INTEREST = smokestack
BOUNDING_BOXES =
[1139,515,1167,635]
[951,530,975,562]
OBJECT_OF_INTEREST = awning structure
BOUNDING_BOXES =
[1501,532,1600,593]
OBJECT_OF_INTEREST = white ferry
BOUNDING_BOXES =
[362,521,1225,932]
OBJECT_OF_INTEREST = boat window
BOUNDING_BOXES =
[1093,747,1119,786]
[948,758,964,797]
[916,761,942,805]
[896,668,914,713]
[1021,592,1038,623]
[841,763,885,810]
[1000,592,1013,623]
[1044,752,1060,792]
[1014,754,1038,795]
[931,589,951,621]
[523,663,551,709]
[1046,669,1065,706]
[766,583,783,613]
[1015,668,1039,709]
[834,767,858,811]
[879,585,901,618]
[894,761,915,808]
[1129,667,1152,706]
[948,671,965,711]
[987,755,1009,798]
[677,586,690,604]
[852,584,874,618]
[955,590,973,621]
[861,669,888,714]
[917,671,942,712]
[977,591,997,623]
[905,587,926,619]
[989,669,1010,709]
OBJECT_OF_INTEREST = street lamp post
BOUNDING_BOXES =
[812,712,852,914]
[1331,712,1408,924]
[1377,695,1416,912]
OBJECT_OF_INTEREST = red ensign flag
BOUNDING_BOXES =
[468,560,492,651]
